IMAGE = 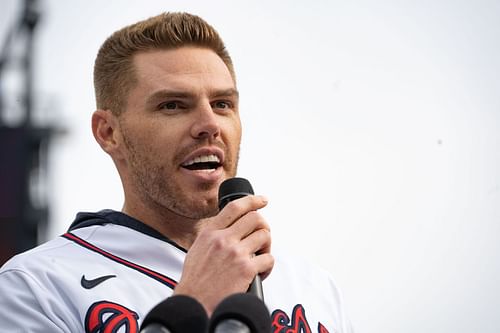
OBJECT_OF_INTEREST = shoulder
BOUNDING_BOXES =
[0,237,83,331]
[0,233,88,306]
[1,235,74,273]
[0,223,172,332]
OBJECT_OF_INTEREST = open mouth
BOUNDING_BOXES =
[181,154,222,171]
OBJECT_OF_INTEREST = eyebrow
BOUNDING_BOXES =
[146,88,239,106]
[211,88,239,99]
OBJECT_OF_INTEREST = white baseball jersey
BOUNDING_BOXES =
[0,210,353,332]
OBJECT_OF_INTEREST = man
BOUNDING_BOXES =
[0,12,352,332]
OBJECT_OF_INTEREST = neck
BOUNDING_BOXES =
[122,199,209,250]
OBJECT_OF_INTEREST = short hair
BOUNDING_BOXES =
[93,12,235,115]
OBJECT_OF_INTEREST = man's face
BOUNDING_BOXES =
[117,47,241,219]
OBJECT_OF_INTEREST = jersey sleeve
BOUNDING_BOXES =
[0,269,75,332]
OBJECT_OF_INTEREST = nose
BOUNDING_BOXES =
[190,101,221,140]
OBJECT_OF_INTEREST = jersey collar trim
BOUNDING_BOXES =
[68,209,187,253]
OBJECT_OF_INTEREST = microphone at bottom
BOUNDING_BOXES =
[209,293,271,333]
[139,295,208,333]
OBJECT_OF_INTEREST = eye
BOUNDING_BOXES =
[158,101,180,110]
[213,101,232,109]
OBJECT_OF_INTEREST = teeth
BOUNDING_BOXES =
[183,154,220,166]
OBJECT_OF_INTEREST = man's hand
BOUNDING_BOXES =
[173,195,274,314]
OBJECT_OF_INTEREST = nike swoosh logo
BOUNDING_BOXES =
[81,274,116,289]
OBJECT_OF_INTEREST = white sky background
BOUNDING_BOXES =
[2,0,500,332]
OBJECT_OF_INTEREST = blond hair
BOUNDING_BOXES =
[93,12,235,115]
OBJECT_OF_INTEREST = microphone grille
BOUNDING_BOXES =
[209,293,271,333]
[218,177,254,210]
[140,295,208,332]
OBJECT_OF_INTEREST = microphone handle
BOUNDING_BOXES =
[248,274,263,301]
[218,178,264,301]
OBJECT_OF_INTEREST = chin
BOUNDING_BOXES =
[181,206,218,220]
[178,196,219,220]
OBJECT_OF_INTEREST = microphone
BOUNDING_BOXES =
[209,293,271,333]
[218,177,264,300]
[139,295,208,333]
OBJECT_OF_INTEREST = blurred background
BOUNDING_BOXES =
[1,0,499,332]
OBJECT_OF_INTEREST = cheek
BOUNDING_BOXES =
[123,122,173,159]
[223,117,242,143]
[148,126,187,164]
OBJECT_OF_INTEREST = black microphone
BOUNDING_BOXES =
[208,293,271,333]
[139,295,208,333]
[218,177,264,300]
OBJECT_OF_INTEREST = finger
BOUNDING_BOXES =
[212,195,268,230]
[251,253,274,280]
[240,227,272,255]
[229,210,270,240]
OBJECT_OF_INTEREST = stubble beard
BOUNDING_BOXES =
[123,135,239,221]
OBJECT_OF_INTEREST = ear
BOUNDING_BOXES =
[91,109,125,160]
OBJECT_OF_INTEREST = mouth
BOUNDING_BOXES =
[181,154,222,173]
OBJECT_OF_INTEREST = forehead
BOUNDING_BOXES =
[131,47,235,92]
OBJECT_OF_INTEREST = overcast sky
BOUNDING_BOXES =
[2,0,500,332]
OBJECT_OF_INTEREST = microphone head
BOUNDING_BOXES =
[209,293,271,333]
[140,295,208,332]
[218,177,254,210]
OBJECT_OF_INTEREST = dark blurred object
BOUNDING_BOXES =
[0,0,57,265]
[0,127,51,264]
